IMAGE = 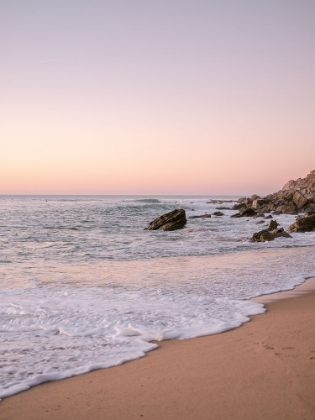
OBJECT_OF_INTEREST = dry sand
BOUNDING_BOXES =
[1,279,315,420]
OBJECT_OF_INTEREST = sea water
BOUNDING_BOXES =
[0,195,314,399]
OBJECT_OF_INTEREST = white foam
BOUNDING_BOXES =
[1,247,315,400]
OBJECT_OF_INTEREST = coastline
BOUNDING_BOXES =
[1,277,315,419]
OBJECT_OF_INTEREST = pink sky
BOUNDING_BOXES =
[2,1,315,195]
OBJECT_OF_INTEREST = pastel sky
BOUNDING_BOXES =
[2,0,315,195]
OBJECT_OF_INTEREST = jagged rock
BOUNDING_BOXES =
[287,214,315,233]
[252,199,267,209]
[251,194,261,201]
[251,228,292,242]
[145,209,187,231]
[231,208,257,218]
[267,220,279,231]
[244,198,253,206]
[189,213,212,219]
[275,202,297,214]
[232,202,247,211]
[236,170,315,215]
[241,208,257,217]
[293,192,308,209]
[213,211,224,216]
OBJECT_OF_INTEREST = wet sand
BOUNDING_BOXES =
[1,278,315,420]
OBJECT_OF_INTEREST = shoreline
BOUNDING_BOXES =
[1,277,315,419]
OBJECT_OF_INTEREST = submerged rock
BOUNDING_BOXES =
[207,199,235,204]
[145,209,187,231]
[212,211,224,216]
[189,213,212,219]
[287,214,315,233]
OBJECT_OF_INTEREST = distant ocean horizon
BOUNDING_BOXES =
[1,195,314,399]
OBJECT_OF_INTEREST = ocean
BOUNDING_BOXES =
[1,195,314,399]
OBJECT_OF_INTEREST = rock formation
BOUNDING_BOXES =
[145,209,187,231]
[287,214,315,232]
[233,170,315,215]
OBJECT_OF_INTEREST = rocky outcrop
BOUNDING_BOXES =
[287,214,315,232]
[145,209,187,231]
[251,228,292,242]
[233,170,315,215]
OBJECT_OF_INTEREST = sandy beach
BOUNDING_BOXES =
[1,278,315,420]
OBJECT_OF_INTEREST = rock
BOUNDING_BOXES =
[287,214,315,233]
[212,211,224,216]
[244,198,253,206]
[241,208,257,217]
[236,170,315,215]
[304,210,315,217]
[207,199,235,204]
[292,192,308,209]
[265,215,273,219]
[230,208,257,218]
[145,209,187,231]
[189,214,212,219]
[232,203,247,211]
[252,199,267,209]
[215,206,231,210]
[267,220,279,231]
[256,220,265,224]
[251,228,292,242]
[251,194,261,201]
[275,202,297,214]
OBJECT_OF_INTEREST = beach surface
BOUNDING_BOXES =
[1,279,315,420]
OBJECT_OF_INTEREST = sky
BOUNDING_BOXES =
[1,0,315,195]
